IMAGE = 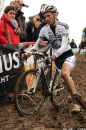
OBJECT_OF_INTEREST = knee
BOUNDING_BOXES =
[62,72,73,82]
[61,72,69,80]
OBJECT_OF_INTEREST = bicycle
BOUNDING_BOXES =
[14,49,68,116]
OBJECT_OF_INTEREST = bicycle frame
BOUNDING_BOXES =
[36,60,59,99]
[21,49,60,98]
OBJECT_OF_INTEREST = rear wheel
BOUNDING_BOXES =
[51,71,68,109]
[14,69,44,116]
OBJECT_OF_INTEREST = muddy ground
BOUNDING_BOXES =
[0,54,86,130]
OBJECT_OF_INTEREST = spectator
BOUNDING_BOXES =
[0,6,21,44]
[70,39,77,48]
[80,38,86,49]
[14,0,27,42]
[38,4,47,27]
[39,4,46,22]
[78,27,86,53]
[78,38,86,53]
[33,15,42,41]
[26,14,47,42]
[32,4,49,41]
[82,27,86,40]
[27,4,47,42]
[26,16,35,42]
[10,1,15,7]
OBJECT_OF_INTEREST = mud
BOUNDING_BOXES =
[0,54,86,130]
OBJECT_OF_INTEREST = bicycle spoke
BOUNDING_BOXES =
[14,69,44,116]
[50,72,68,109]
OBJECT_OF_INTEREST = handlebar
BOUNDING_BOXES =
[27,51,45,56]
[19,43,51,63]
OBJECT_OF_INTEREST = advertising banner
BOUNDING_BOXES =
[0,44,23,94]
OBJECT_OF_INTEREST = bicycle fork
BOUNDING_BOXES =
[49,68,59,92]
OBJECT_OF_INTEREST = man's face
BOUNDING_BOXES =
[44,12,57,26]
[14,0,23,10]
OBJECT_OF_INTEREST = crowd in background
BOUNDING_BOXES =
[0,0,47,45]
[0,0,86,49]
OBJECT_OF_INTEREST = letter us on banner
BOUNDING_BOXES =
[0,45,23,94]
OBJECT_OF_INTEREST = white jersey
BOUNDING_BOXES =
[32,21,72,57]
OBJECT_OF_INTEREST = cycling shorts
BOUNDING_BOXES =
[64,55,76,69]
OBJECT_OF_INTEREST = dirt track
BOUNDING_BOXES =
[0,54,86,130]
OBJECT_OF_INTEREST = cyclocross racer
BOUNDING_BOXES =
[31,4,86,112]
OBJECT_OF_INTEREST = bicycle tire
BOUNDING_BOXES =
[51,71,68,109]
[14,69,44,116]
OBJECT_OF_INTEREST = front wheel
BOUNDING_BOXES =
[14,69,44,116]
[50,72,68,110]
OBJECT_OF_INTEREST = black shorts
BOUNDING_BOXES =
[55,49,74,69]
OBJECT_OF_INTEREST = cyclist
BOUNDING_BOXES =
[30,4,86,112]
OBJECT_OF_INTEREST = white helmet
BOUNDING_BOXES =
[40,4,58,14]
